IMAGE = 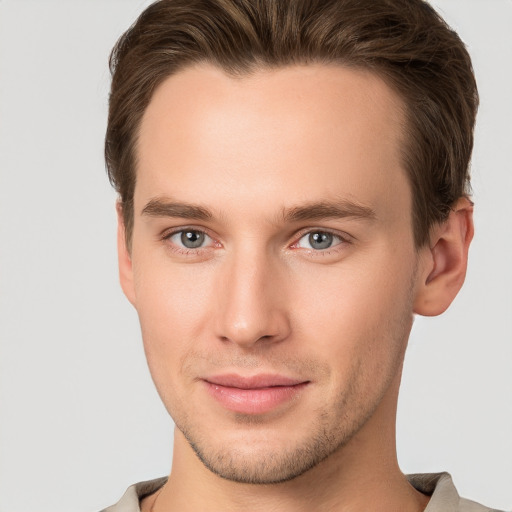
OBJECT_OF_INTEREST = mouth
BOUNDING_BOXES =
[202,374,310,415]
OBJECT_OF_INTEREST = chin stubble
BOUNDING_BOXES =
[172,261,419,485]
[175,387,375,485]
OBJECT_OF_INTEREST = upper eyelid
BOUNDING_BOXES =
[292,227,352,243]
[161,225,214,239]
[159,226,353,247]
[162,228,218,254]
[293,232,345,250]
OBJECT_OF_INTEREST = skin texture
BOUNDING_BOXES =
[118,64,473,511]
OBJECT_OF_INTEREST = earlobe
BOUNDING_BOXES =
[116,202,137,306]
[413,197,474,316]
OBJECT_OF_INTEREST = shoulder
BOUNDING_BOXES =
[407,472,506,512]
[99,477,167,512]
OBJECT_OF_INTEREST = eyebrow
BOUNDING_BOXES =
[282,200,376,223]
[141,198,213,220]
[141,197,376,223]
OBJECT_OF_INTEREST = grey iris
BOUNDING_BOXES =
[181,230,205,248]
[309,232,333,250]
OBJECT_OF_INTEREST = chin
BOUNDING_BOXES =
[176,412,360,485]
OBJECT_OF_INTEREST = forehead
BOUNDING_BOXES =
[135,63,409,225]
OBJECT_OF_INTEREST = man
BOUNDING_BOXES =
[101,0,499,510]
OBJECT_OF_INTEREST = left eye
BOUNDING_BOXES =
[169,229,212,249]
[296,231,343,250]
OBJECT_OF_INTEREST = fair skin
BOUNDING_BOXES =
[117,64,473,511]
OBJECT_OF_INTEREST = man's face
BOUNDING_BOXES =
[123,64,425,483]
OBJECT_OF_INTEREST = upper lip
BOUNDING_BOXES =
[204,374,309,389]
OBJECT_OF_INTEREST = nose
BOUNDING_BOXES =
[214,248,291,349]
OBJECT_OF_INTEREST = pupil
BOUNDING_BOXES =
[181,230,204,248]
[309,232,333,250]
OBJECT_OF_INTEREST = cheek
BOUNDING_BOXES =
[132,262,222,420]
[132,257,217,378]
[288,250,415,376]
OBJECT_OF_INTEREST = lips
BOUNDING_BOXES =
[203,374,309,415]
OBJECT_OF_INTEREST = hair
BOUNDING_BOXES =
[105,0,478,248]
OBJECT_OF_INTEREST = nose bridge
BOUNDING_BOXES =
[215,242,289,347]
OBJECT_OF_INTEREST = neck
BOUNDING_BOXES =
[145,371,429,512]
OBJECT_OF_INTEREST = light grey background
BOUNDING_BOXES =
[0,1,510,511]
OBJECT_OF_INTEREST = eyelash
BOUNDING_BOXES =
[161,227,219,256]
[160,227,352,257]
[290,228,351,255]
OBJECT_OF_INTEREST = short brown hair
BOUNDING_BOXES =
[105,0,478,248]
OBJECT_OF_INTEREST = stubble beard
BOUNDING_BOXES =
[169,263,418,486]
[173,372,389,485]
[176,407,361,485]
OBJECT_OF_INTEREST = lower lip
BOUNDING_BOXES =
[204,381,308,415]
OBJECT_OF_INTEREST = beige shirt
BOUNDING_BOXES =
[101,473,503,512]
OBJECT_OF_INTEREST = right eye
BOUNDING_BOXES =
[167,229,214,249]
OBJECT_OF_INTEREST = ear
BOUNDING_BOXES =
[117,202,136,306]
[413,197,474,316]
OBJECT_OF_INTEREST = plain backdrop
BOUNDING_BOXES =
[0,1,511,511]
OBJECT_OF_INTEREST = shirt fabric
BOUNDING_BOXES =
[100,472,503,511]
